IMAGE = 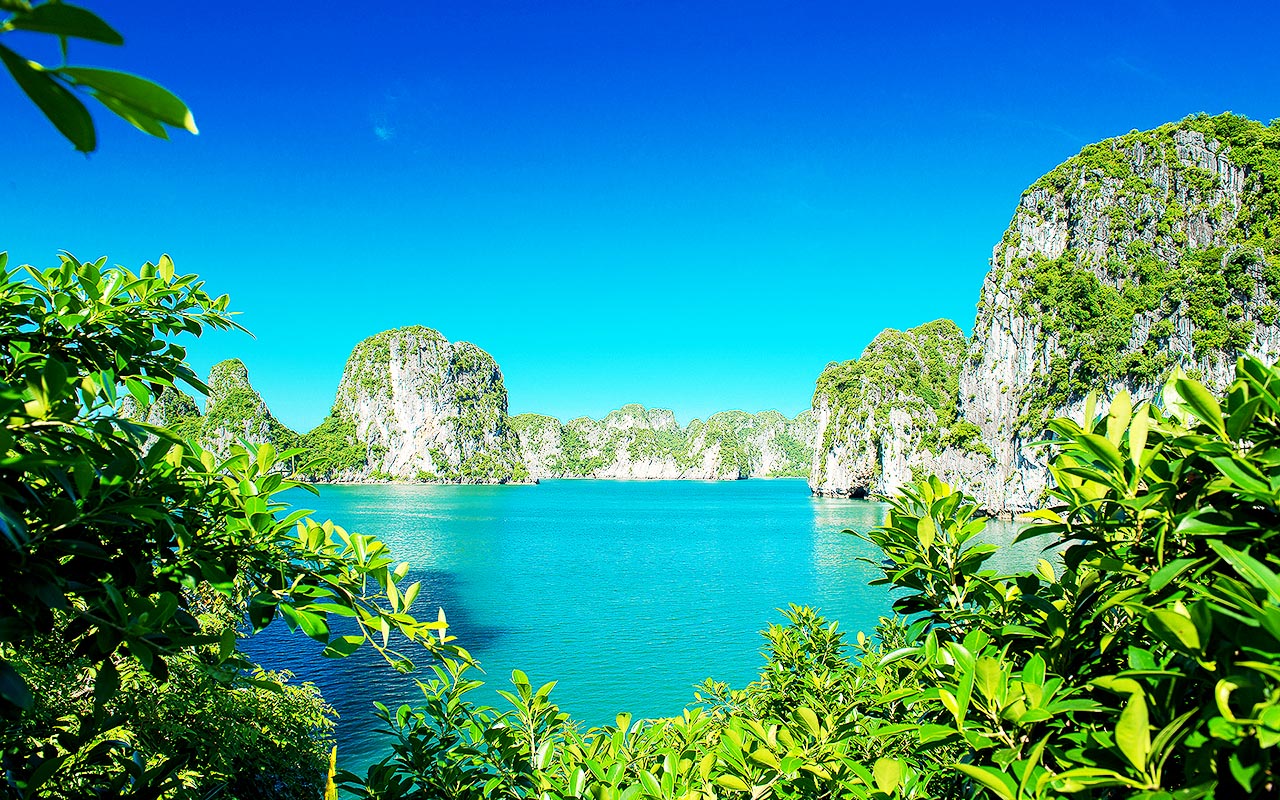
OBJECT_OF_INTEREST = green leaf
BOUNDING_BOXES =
[795,707,821,737]
[7,3,123,44]
[955,763,1016,800]
[1116,691,1150,771]
[639,770,661,796]
[1034,558,1056,583]
[918,515,936,549]
[1021,653,1046,688]
[976,656,1003,703]
[94,91,167,137]
[1176,378,1225,434]
[1146,609,1201,653]
[715,775,749,792]
[1148,558,1201,593]
[749,748,779,770]
[1107,390,1132,445]
[321,635,364,658]
[1227,396,1262,440]
[1129,405,1149,467]
[59,66,197,133]
[0,44,94,151]
[1209,541,1280,602]
[280,604,330,643]
[218,627,236,662]
[0,659,33,710]
[873,757,902,794]
[1208,456,1272,496]
[1076,433,1127,473]
[1083,390,1098,429]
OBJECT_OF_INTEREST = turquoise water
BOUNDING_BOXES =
[242,479,1032,771]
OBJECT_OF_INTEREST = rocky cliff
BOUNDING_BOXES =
[302,326,529,483]
[808,319,981,498]
[510,405,815,480]
[119,359,297,458]
[202,359,299,456]
[123,329,816,485]
[810,113,1280,515]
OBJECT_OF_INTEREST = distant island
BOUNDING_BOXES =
[124,326,815,486]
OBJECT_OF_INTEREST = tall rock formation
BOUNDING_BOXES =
[808,319,979,498]
[118,359,295,458]
[304,326,528,483]
[202,359,299,456]
[809,113,1280,515]
[940,113,1280,514]
[511,405,815,480]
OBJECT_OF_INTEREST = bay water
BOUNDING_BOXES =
[242,479,1035,771]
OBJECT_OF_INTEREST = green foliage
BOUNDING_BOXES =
[6,593,336,798]
[298,408,371,480]
[0,1,197,151]
[768,430,811,477]
[938,420,990,456]
[851,361,1280,798]
[550,420,607,475]
[341,607,962,800]
[1002,114,1280,433]
[0,254,459,795]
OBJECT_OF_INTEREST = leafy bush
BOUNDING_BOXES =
[0,254,458,796]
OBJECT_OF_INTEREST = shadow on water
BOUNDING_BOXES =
[240,566,511,770]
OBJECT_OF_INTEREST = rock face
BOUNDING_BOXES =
[120,327,816,486]
[202,359,299,456]
[308,326,528,483]
[808,319,980,498]
[809,113,1280,515]
[510,405,815,480]
[119,359,296,458]
[119,387,202,441]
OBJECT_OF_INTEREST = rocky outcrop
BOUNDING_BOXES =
[202,359,299,456]
[511,405,815,480]
[121,327,815,486]
[807,319,980,498]
[938,114,1280,515]
[810,113,1280,515]
[118,360,296,458]
[304,326,529,483]
[119,387,202,442]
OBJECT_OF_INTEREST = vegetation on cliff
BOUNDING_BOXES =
[328,326,527,484]
[203,358,300,453]
[991,113,1280,429]
[811,318,981,494]
[511,406,815,479]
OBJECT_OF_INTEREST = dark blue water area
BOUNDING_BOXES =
[240,479,1036,772]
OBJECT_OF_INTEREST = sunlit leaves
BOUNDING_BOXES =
[0,1,194,151]
[0,254,463,791]
[0,43,94,151]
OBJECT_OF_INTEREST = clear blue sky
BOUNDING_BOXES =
[4,1,1277,432]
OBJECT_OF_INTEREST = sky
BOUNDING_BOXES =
[4,0,1279,433]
